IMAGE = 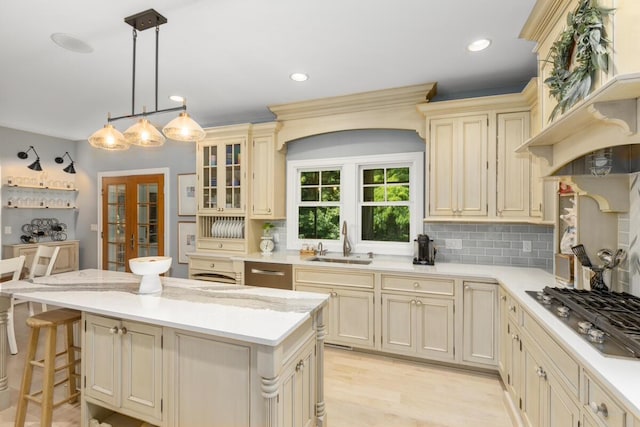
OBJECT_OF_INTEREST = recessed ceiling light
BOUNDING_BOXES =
[169,95,185,103]
[467,38,491,52]
[50,33,93,53]
[290,72,309,82]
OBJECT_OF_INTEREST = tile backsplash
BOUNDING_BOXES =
[423,223,554,271]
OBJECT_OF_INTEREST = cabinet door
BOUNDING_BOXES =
[498,288,508,381]
[120,320,163,421]
[381,294,416,354]
[545,372,580,427]
[297,284,374,349]
[462,282,498,366]
[84,314,121,407]
[416,296,455,361]
[429,118,457,216]
[521,343,544,427]
[251,127,285,219]
[496,112,531,218]
[457,115,488,216]
[505,321,521,402]
[279,339,316,427]
[197,137,246,214]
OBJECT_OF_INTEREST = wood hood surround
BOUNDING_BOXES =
[268,82,437,149]
[517,0,640,176]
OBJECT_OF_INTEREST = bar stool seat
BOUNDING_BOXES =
[15,308,81,427]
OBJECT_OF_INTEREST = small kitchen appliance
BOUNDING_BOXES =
[413,234,436,265]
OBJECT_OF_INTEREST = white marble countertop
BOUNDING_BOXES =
[229,251,640,417]
[0,269,328,347]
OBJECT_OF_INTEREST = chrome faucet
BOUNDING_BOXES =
[342,221,352,257]
[317,242,327,256]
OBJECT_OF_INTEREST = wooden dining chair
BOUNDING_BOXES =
[0,255,26,355]
[26,245,61,314]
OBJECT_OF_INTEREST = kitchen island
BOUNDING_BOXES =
[0,269,329,427]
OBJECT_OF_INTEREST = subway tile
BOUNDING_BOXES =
[462,240,478,248]
[461,255,478,263]
[503,233,521,241]
[503,249,522,257]
[493,257,511,265]
[469,232,488,240]
[511,225,530,232]
[485,248,503,256]
[468,248,486,255]
[477,256,494,265]
[529,258,548,267]
[494,241,511,249]
[484,232,502,240]
[532,241,548,250]
[477,240,494,248]
[521,233,540,241]
[460,224,478,232]
[510,257,530,266]
[451,232,470,239]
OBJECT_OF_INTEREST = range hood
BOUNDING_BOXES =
[516,73,640,176]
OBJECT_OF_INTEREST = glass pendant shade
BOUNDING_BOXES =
[162,111,206,142]
[124,118,166,146]
[88,124,129,151]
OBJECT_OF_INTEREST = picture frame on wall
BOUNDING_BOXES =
[178,221,196,264]
[178,173,197,216]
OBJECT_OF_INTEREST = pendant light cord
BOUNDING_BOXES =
[155,25,160,112]
[132,28,137,116]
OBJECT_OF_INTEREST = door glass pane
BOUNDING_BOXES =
[137,183,159,258]
[105,184,126,272]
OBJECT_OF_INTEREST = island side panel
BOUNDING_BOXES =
[314,306,326,427]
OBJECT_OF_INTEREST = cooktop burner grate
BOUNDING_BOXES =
[541,287,640,358]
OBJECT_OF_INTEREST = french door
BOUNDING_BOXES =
[102,174,165,272]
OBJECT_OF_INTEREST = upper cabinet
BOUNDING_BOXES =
[196,124,250,215]
[428,114,488,217]
[419,85,550,223]
[518,0,640,174]
[250,122,286,219]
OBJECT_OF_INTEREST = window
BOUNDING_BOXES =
[287,153,423,256]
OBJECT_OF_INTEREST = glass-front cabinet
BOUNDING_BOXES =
[197,126,248,214]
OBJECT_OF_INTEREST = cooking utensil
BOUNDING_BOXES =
[610,249,627,269]
[571,244,592,268]
[597,248,613,267]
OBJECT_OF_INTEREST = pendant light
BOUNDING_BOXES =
[88,9,205,150]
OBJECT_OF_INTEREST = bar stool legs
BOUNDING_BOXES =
[14,308,81,427]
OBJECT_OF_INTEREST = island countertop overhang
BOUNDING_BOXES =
[0,269,329,347]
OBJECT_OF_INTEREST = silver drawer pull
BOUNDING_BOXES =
[250,268,285,276]
[589,402,608,418]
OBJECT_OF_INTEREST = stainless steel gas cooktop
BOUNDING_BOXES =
[527,287,640,359]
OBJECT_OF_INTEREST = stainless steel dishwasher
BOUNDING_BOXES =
[244,261,293,290]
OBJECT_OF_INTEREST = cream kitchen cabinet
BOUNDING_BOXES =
[381,293,455,362]
[250,122,286,220]
[83,313,163,425]
[499,288,522,402]
[296,284,375,349]
[3,240,79,277]
[428,114,488,217]
[188,253,243,284]
[196,124,250,214]
[279,336,316,427]
[461,281,498,367]
[294,266,375,349]
[496,111,531,219]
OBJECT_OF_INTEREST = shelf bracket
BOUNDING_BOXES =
[587,99,638,135]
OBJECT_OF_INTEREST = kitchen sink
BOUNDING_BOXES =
[307,256,372,265]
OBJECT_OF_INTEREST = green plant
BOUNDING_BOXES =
[262,222,275,235]
[544,0,613,121]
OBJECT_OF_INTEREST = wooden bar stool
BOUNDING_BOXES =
[15,308,81,427]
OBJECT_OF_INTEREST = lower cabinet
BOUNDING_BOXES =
[381,293,454,362]
[462,281,498,367]
[296,284,375,349]
[3,240,79,276]
[279,337,316,427]
[83,313,163,425]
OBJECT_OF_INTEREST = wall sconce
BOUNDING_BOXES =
[17,146,42,171]
[55,152,76,174]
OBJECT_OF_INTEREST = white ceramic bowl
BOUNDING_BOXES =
[129,256,172,294]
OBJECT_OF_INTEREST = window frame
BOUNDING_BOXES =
[287,152,424,256]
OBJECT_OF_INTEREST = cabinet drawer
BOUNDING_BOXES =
[295,268,374,289]
[189,257,234,273]
[522,311,580,397]
[197,239,246,253]
[584,373,627,427]
[381,274,454,296]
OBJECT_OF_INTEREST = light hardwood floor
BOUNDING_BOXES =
[0,304,512,426]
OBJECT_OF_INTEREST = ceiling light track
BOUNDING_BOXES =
[89,9,205,151]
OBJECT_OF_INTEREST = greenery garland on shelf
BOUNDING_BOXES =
[544,0,613,121]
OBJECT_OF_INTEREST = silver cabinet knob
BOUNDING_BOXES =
[119,327,127,335]
[330,291,338,297]
[590,402,608,418]
[410,300,416,305]
[416,300,422,306]
[413,282,420,288]
[295,360,305,372]
[501,295,507,301]
[210,263,215,268]
[110,326,119,334]
[511,334,519,341]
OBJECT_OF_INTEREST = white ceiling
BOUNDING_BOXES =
[0,0,538,141]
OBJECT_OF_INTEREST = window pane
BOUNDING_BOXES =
[387,167,409,183]
[298,207,340,240]
[361,206,410,242]
[321,170,340,185]
[387,185,410,201]
[300,171,319,186]
[363,186,385,202]
[363,169,384,185]
[321,187,340,202]
[301,188,319,202]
